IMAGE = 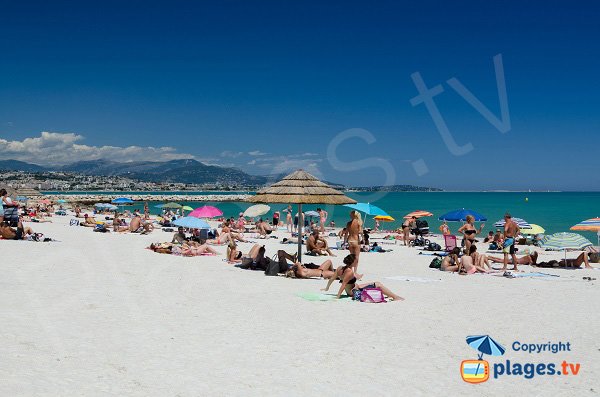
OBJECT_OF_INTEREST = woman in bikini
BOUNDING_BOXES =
[402,216,416,246]
[227,242,263,264]
[285,258,336,279]
[322,254,403,301]
[439,220,450,235]
[457,215,485,254]
[469,245,491,272]
[441,247,461,272]
[181,241,218,256]
[346,210,363,271]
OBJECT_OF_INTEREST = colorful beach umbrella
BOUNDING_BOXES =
[438,209,487,222]
[493,217,531,229]
[189,205,223,218]
[374,215,395,222]
[404,210,433,219]
[243,204,270,218]
[466,335,506,358]
[571,218,600,246]
[344,203,389,216]
[520,224,545,235]
[172,216,210,229]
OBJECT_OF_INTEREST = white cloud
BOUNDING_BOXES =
[220,150,244,158]
[248,150,267,156]
[0,131,197,165]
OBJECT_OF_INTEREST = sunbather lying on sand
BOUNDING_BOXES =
[181,241,218,256]
[227,242,263,264]
[533,252,592,269]
[82,214,97,227]
[256,220,273,237]
[277,250,336,278]
[487,251,539,267]
[207,232,247,245]
[0,219,34,240]
[322,254,404,301]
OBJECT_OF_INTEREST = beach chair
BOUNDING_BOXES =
[444,235,457,252]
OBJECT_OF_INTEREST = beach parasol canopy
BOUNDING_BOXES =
[111,197,134,204]
[571,217,600,246]
[404,210,433,219]
[305,210,320,217]
[247,169,356,262]
[438,209,487,222]
[466,335,506,358]
[172,216,210,229]
[374,215,395,222]
[540,232,592,251]
[182,206,194,211]
[57,199,67,203]
[157,202,183,209]
[243,204,270,218]
[344,203,389,216]
[494,217,531,229]
[520,224,545,235]
[95,203,118,211]
[189,205,223,218]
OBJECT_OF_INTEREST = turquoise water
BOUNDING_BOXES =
[48,191,600,242]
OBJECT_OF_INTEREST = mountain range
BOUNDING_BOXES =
[0,159,268,186]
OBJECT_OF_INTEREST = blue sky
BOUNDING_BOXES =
[0,0,598,190]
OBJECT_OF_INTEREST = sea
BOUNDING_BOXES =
[45,191,600,242]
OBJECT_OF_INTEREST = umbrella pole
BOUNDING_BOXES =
[297,203,303,263]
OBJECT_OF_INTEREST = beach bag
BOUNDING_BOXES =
[589,253,600,263]
[70,219,80,226]
[425,242,441,251]
[429,257,442,268]
[265,257,289,276]
[360,288,386,303]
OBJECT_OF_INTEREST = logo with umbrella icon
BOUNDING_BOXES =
[461,335,506,384]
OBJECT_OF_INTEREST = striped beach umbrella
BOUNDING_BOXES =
[404,210,433,219]
[494,217,531,229]
[540,232,593,251]
[571,218,600,246]
[520,224,545,235]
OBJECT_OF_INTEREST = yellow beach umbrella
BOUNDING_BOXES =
[374,215,395,222]
[520,224,545,235]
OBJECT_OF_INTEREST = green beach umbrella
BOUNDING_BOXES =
[160,202,183,209]
[540,232,593,266]
[182,206,193,211]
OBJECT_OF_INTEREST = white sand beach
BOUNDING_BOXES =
[2,216,599,396]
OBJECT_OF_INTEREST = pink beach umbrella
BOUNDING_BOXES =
[189,205,223,218]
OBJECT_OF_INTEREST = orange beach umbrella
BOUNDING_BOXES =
[404,210,433,219]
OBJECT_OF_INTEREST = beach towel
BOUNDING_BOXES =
[385,276,442,283]
[295,292,350,301]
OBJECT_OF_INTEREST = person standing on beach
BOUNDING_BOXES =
[401,216,416,246]
[317,207,327,233]
[502,213,520,271]
[144,202,149,220]
[346,210,363,271]
[285,205,293,233]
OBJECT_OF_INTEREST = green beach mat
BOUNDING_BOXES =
[295,292,351,301]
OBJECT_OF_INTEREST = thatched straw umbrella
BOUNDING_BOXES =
[247,169,356,262]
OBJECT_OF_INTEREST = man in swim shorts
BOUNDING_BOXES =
[502,213,520,271]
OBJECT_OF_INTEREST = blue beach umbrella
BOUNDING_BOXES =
[173,216,210,229]
[111,197,134,204]
[438,209,487,222]
[344,203,389,216]
[466,335,506,358]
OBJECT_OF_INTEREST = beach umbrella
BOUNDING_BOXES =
[182,206,194,211]
[344,203,389,216]
[520,224,545,235]
[172,216,210,229]
[541,232,593,265]
[466,335,506,358]
[244,204,271,218]
[438,209,487,222]
[404,210,433,219]
[157,202,182,209]
[493,217,531,229]
[571,218,600,246]
[111,197,134,204]
[189,205,223,218]
[247,169,356,262]
[374,215,395,222]
[305,210,320,217]
[57,199,67,203]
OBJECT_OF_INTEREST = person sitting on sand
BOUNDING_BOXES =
[458,252,490,274]
[322,254,404,301]
[256,219,273,237]
[172,227,188,244]
[440,247,462,272]
[0,218,34,240]
[469,245,491,272]
[306,230,335,256]
[81,214,98,227]
[129,215,154,234]
[483,231,494,243]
